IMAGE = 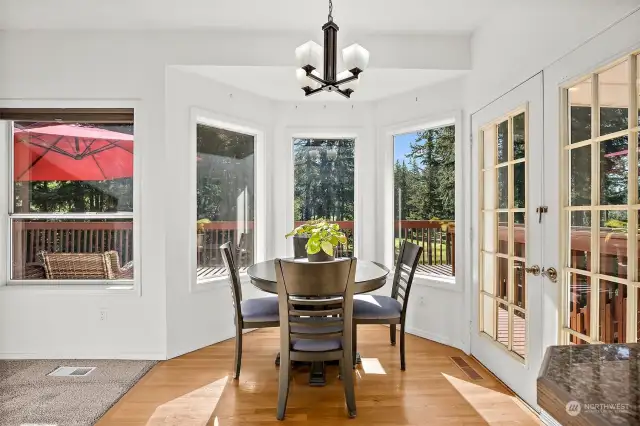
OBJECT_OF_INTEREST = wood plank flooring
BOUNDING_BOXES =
[98,325,539,425]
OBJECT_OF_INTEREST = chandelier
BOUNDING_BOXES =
[295,0,370,98]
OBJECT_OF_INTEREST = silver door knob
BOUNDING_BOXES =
[542,267,558,283]
[524,265,540,276]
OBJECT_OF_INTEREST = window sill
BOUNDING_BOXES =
[192,271,250,293]
[3,280,136,295]
[412,274,460,292]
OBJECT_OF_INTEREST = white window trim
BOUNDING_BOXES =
[380,110,464,293]
[281,127,365,259]
[0,99,141,295]
[189,107,267,292]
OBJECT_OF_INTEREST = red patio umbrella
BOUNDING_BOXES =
[13,124,133,181]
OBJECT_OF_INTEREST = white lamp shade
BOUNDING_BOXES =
[296,68,321,90]
[295,40,322,70]
[337,70,360,92]
[342,43,370,71]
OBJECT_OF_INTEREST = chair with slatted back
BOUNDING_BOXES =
[220,242,279,379]
[352,241,422,371]
[274,257,357,420]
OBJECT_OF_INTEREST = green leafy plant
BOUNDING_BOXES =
[197,218,211,233]
[285,219,347,256]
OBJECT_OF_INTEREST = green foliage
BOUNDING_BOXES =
[394,125,455,221]
[293,139,354,222]
[286,219,347,256]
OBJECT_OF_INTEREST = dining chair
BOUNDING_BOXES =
[352,241,422,371]
[274,257,357,420]
[220,242,279,379]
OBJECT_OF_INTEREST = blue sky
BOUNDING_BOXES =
[394,132,420,163]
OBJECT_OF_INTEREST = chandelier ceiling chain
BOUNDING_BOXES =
[294,0,369,99]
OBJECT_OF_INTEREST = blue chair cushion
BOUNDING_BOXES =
[241,297,279,322]
[353,295,402,320]
[292,338,342,352]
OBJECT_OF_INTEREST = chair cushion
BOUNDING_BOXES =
[240,297,279,322]
[292,338,342,352]
[353,295,402,320]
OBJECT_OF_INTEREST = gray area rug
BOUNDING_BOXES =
[0,359,156,426]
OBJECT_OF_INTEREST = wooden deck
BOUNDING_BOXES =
[498,305,526,359]
[197,266,248,280]
[98,325,538,425]
[416,264,453,277]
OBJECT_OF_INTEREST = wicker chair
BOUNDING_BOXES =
[13,251,133,280]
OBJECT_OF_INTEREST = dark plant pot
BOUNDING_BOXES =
[308,250,335,262]
[293,235,310,258]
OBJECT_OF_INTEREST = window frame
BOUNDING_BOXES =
[283,128,364,260]
[189,108,267,292]
[1,102,140,292]
[382,111,463,291]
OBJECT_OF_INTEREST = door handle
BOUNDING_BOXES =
[524,265,540,276]
[542,267,558,283]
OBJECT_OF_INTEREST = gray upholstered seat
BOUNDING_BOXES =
[292,338,342,352]
[353,294,402,320]
[240,297,279,322]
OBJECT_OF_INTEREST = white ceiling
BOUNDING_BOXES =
[0,0,515,32]
[175,66,468,102]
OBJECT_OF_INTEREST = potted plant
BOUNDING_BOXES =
[196,218,211,247]
[286,219,348,262]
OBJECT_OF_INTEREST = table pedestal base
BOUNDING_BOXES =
[275,352,362,386]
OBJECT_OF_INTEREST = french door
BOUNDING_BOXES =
[471,73,548,409]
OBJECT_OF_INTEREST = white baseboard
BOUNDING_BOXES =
[539,410,562,426]
[404,326,451,346]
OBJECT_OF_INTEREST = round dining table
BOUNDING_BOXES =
[247,258,390,294]
[246,258,390,386]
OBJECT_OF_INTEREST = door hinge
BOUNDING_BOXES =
[536,206,548,223]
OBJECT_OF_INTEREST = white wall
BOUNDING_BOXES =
[164,67,275,358]
[0,32,167,359]
[373,78,469,350]
[467,0,640,112]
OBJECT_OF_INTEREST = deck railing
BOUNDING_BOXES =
[394,220,455,271]
[13,221,134,268]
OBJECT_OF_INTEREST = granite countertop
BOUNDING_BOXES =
[538,344,640,425]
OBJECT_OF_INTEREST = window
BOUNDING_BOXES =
[196,123,255,281]
[479,109,527,360]
[8,116,134,282]
[293,138,355,256]
[563,53,640,345]
[393,125,455,277]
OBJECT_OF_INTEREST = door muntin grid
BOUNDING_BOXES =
[562,53,640,345]
[479,107,529,361]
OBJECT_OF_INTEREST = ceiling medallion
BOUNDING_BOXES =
[295,0,370,98]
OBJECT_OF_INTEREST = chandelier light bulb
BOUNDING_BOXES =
[342,44,370,72]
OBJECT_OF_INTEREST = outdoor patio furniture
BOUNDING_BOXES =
[13,251,133,280]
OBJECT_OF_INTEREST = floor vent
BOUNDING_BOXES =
[48,366,96,377]
[450,356,483,380]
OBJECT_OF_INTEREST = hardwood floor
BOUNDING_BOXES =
[98,326,539,425]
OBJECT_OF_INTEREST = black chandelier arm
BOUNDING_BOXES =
[305,71,328,86]
[303,86,324,96]
[334,73,358,86]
